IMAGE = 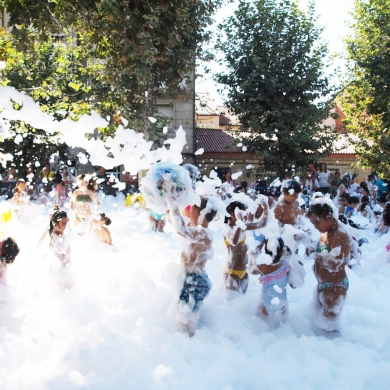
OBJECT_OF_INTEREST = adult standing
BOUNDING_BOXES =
[224,170,236,187]
[317,163,331,195]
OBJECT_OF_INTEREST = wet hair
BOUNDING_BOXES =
[282,179,301,194]
[308,203,334,219]
[99,213,112,226]
[0,237,20,264]
[233,185,243,193]
[224,201,247,224]
[348,196,359,205]
[194,197,217,223]
[77,174,97,191]
[49,205,68,235]
[266,185,281,198]
[264,237,284,264]
[383,203,390,226]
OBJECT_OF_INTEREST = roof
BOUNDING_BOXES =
[195,128,241,153]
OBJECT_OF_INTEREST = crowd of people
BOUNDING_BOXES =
[0,159,389,338]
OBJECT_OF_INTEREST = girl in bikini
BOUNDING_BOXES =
[70,174,100,232]
[223,198,268,293]
[306,199,350,332]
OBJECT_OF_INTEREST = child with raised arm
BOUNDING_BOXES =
[163,182,217,336]
[0,237,20,285]
[306,200,350,333]
[223,197,269,293]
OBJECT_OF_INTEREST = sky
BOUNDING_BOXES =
[196,0,356,105]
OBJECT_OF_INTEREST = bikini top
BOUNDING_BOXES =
[224,231,246,247]
[75,194,92,203]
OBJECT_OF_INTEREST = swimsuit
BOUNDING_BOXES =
[179,272,211,312]
[258,259,290,313]
[226,268,247,279]
[318,277,349,291]
[75,194,92,202]
[150,209,164,221]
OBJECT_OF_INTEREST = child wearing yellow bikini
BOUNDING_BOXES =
[70,174,100,230]
[223,199,268,293]
[93,213,113,245]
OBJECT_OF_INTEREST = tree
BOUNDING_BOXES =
[216,0,336,176]
[0,28,96,172]
[339,0,390,177]
[4,0,225,141]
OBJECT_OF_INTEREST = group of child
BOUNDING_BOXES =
[161,172,360,336]
[3,164,390,339]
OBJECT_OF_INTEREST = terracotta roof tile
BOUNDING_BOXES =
[195,128,240,153]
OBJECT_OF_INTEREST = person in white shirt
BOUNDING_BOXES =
[317,163,331,195]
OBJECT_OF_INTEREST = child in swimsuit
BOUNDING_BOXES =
[223,198,269,293]
[250,237,293,325]
[93,213,113,245]
[307,200,350,332]
[274,179,304,227]
[50,206,71,267]
[163,182,218,336]
[0,237,20,285]
[12,179,30,218]
[70,174,100,231]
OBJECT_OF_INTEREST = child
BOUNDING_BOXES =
[307,200,350,332]
[223,198,269,293]
[93,213,113,245]
[50,206,71,267]
[163,183,218,336]
[274,179,304,227]
[12,179,30,217]
[344,196,359,218]
[357,195,373,220]
[374,202,390,236]
[53,180,67,208]
[250,237,293,325]
[0,237,20,285]
[70,174,100,232]
[338,193,350,215]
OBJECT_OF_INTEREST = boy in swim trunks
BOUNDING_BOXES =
[163,183,217,336]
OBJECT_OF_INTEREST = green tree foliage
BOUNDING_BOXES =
[0,28,96,172]
[340,0,390,177]
[216,0,336,176]
[4,0,225,141]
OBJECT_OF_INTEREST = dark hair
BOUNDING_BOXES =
[320,163,327,172]
[77,174,97,191]
[383,203,390,226]
[264,237,284,264]
[233,185,243,193]
[49,205,68,235]
[99,213,112,226]
[194,197,217,223]
[367,174,377,184]
[282,179,301,194]
[224,201,246,224]
[1,237,20,264]
[360,195,370,211]
[348,196,359,205]
[13,179,26,194]
[339,193,350,201]
[266,185,281,197]
[308,203,334,219]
